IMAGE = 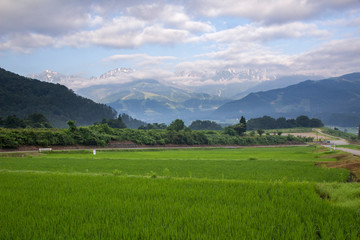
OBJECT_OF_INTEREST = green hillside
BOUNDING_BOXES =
[0,68,116,128]
[214,73,360,126]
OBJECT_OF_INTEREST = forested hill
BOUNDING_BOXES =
[0,68,116,128]
[214,72,360,126]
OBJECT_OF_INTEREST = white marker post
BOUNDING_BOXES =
[93,149,96,155]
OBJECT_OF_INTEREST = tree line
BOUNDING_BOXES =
[0,112,323,134]
[0,121,313,149]
[0,113,53,129]
[247,115,323,130]
[1,113,327,149]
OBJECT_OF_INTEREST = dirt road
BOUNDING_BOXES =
[337,148,360,156]
[314,129,349,145]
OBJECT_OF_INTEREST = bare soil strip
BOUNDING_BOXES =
[316,153,360,182]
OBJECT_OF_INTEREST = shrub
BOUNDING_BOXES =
[0,134,19,148]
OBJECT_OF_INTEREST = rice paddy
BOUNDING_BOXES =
[1,146,359,239]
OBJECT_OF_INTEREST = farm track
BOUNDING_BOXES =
[337,148,360,156]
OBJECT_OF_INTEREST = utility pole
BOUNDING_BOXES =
[358,125,360,140]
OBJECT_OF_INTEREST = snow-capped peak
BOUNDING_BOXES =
[99,67,135,79]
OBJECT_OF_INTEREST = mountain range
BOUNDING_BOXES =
[30,68,322,124]
[31,68,312,99]
[26,68,360,127]
[214,73,360,126]
[77,79,229,124]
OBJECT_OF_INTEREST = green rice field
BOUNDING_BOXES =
[1,146,360,239]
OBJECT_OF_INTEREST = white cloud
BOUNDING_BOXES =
[104,53,177,68]
[127,4,214,33]
[175,37,360,83]
[59,20,190,49]
[1,0,359,82]
[105,54,176,61]
[0,33,54,53]
[0,1,213,52]
[189,0,360,24]
[198,22,329,43]
[58,16,147,48]
[177,42,293,73]
[292,38,360,76]
[0,0,93,35]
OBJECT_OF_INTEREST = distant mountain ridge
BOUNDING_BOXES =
[232,75,324,99]
[0,68,116,128]
[28,68,360,126]
[78,79,230,124]
[214,73,360,126]
[31,67,281,98]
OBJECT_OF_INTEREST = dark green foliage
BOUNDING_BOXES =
[189,120,223,130]
[233,123,246,136]
[309,118,324,127]
[3,115,25,128]
[98,115,127,129]
[0,133,19,148]
[2,113,53,129]
[0,125,111,149]
[0,68,116,128]
[257,129,265,136]
[66,120,77,132]
[118,113,146,129]
[0,120,313,149]
[240,116,247,131]
[167,119,185,132]
[224,126,237,136]
[296,115,311,127]
[25,113,53,128]
[138,123,167,130]
[247,115,323,130]
[224,116,246,136]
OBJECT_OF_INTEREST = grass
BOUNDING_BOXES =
[0,146,348,182]
[1,172,360,239]
[321,127,358,141]
[338,144,360,150]
[0,146,359,239]
[316,182,360,208]
[264,127,314,133]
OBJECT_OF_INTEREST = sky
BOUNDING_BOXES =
[1,0,360,86]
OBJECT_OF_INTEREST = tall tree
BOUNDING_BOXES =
[257,129,265,136]
[67,120,77,132]
[296,115,310,127]
[189,120,223,130]
[233,123,246,136]
[102,115,127,129]
[3,115,25,128]
[240,116,247,132]
[167,119,185,132]
[25,113,53,128]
